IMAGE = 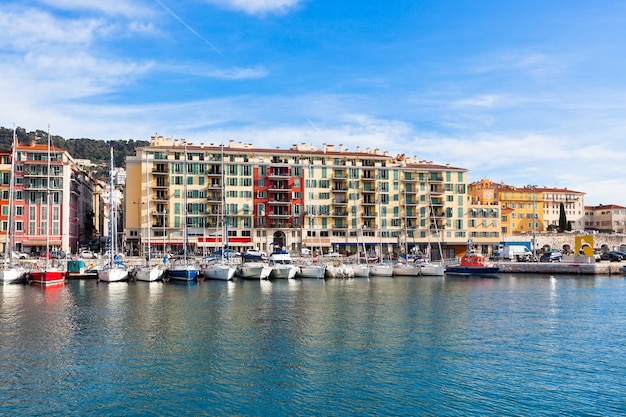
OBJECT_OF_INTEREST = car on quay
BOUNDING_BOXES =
[601,252,623,262]
[540,251,562,262]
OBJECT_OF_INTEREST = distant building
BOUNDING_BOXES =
[585,204,626,233]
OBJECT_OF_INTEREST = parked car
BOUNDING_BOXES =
[540,251,562,262]
[11,251,29,259]
[601,252,623,262]
[40,251,66,259]
[613,251,626,261]
[80,250,98,259]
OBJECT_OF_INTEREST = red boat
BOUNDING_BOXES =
[29,268,66,286]
[446,241,500,276]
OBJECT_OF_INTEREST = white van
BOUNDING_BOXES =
[500,245,533,261]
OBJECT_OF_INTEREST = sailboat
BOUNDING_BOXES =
[29,125,65,286]
[0,126,26,284]
[297,180,326,279]
[369,195,393,277]
[392,184,421,277]
[417,177,445,276]
[167,142,200,281]
[348,171,369,278]
[135,152,163,282]
[98,148,128,282]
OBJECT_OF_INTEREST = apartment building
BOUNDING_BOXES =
[0,140,96,255]
[125,136,470,259]
[468,179,585,239]
[585,204,626,233]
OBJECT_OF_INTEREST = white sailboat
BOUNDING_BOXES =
[202,144,235,281]
[135,152,163,282]
[297,181,326,279]
[0,126,26,284]
[99,148,128,282]
[349,170,370,278]
[167,142,200,281]
[393,184,420,277]
[417,176,445,276]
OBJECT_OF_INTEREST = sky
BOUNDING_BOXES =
[1,1,625,206]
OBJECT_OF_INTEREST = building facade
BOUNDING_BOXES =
[584,204,626,233]
[0,140,96,256]
[125,136,472,260]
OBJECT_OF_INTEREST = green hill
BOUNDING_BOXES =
[0,126,149,168]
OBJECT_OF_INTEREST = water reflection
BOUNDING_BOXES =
[1,275,626,416]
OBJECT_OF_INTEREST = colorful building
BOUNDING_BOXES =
[125,136,471,259]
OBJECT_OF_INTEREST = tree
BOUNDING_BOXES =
[558,202,568,232]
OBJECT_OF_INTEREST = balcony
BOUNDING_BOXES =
[206,193,222,203]
[268,198,290,205]
[268,211,291,218]
[268,182,290,191]
[333,210,348,217]
[332,199,348,205]
[268,168,291,179]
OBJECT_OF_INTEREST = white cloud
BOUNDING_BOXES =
[201,0,302,15]
[37,0,153,18]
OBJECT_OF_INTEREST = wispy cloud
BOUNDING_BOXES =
[201,0,302,16]
[158,64,268,80]
[37,0,153,18]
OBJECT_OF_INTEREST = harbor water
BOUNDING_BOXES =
[1,274,626,416]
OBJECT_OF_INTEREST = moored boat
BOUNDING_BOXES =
[168,257,200,281]
[445,240,499,276]
[297,261,326,279]
[236,253,272,279]
[369,262,393,277]
[267,246,298,279]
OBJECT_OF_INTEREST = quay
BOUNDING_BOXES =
[497,257,625,275]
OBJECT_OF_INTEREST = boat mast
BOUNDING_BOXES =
[46,125,51,270]
[109,147,114,265]
[220,143,226,263]
[183,142,188,260]
[4,126,17,262]
[145,151,151,264]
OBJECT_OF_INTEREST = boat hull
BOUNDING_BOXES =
[297,264,326,279]
[269,265,297,279]
[418,263,445,276]
[29,270,66,285]
[0,267,27,284]
[135,267,163,282]
[445,266,500,275]
[350,264,370,278]
[203,264,236,281]
[99,268,129,282]
[392,264,421,276]
[325,263,354,279]
[236,264,272,279]
[168,267,199,281]
[369,264,393,277]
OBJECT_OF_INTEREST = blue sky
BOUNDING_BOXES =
[1,1,625,205]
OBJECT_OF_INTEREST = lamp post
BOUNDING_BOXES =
[162,209,167,258]
[532,185,537,262]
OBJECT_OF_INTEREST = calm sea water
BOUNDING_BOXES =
[1,274,626,416]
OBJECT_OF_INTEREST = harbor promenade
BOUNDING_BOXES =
[497,256,625,275]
